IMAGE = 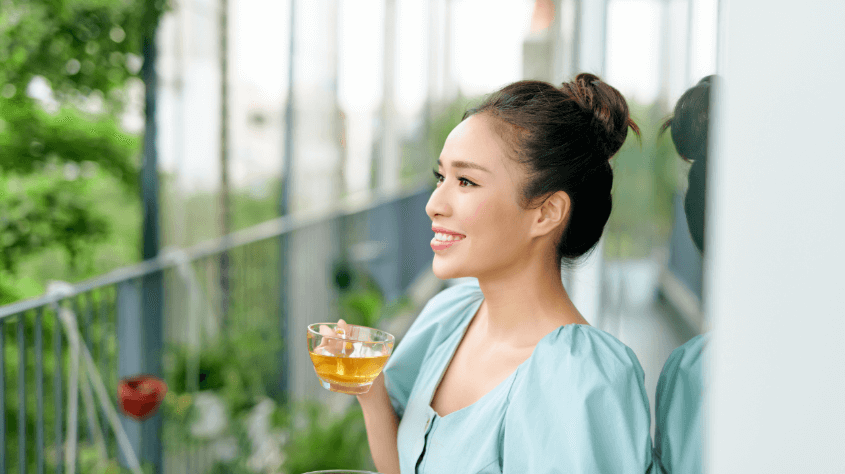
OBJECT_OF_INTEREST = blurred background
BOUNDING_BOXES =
[2,0,842,473]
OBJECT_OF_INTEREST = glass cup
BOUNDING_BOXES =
[307,323,395,395]
[301,471,381,474]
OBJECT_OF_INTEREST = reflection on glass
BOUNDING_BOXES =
[653,75,715,474]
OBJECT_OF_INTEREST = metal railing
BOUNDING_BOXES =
[0,183,433,473]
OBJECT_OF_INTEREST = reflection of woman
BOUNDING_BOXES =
[356,74,653,473]
[652,75,714,474]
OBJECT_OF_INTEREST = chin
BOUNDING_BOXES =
[431,257,469,280]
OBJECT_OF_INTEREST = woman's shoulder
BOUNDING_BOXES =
[658,333,708,388]
[517,324,646,393]
[538,324,644,371]
[503,324,653,471]
[665,333,708,372]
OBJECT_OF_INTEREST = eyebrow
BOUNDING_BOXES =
[436,159,491,173]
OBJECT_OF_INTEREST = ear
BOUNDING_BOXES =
[529,191,571,238]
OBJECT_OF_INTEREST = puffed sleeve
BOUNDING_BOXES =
[382,281,483,419]
[501,325,653,473]
[653,333,707,474]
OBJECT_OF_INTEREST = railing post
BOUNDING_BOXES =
[141,271,164,472]
[278,0,295,405]
[140,0,164,469]
[116,280,143,470]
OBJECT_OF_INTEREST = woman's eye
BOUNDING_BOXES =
[432,170,444,184]
[432,170,477,187]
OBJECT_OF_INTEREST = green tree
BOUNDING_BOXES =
[0,0,167,303]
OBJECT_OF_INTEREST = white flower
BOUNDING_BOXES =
[190,392,229,439]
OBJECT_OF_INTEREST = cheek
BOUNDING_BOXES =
[460,198,489,225]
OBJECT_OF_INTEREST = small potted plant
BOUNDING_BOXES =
[118,375,168,420]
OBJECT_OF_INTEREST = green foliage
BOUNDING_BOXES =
[0,171,109,273]
[0,97,140,185]
[333,260,414,329]
[0,0,167,100]
[604,101,682,259]
[0,0,169,303]
[166,327,284,414]
[0,166,141,304]
[1,298,126,474]
[281,402,374,474]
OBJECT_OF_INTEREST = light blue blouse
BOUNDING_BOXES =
[652,334,708,474]
[383,282,653,474]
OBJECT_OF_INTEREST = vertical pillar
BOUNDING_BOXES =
[116,281,142,469]
[277,0,296,404]
[378,0,400,193]
[140,1,164,469]
[575,0,608,76]
[218,0,232,326]
[708,2,845,472]
[574,0,608,324]
[289,0,342,213]
[285,0,343,404]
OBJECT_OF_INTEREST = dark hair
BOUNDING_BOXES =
[463,73,639,264]
[661,75,714,163]
[662,75,716,253]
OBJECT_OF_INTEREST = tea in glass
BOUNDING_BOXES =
[307,323,395,395]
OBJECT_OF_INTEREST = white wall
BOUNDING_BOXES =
[707,1,845,472]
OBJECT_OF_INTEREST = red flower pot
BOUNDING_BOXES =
[118,375,168,420]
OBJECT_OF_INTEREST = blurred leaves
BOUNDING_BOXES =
[605,101,683,259]
[281,402,374,474]
[333,259,414,329]
[0,97,140,186]
[166,327,284,414]
[0,171,109,274]
[0,0,167,102]
[0,0,167,303]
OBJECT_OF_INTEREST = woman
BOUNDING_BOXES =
[652,75,715,474]
[351,73,653,473]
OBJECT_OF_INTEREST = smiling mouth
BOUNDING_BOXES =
[430,232,465,251]
[433,232,465,242]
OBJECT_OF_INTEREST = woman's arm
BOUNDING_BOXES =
[357,372,401,474]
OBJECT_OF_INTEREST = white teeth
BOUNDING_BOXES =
[434,232,465,242]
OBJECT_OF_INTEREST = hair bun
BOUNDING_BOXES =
[561,73,639,159]
[662,75,715,163]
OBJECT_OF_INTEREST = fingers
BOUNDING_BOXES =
[315,320,348,355]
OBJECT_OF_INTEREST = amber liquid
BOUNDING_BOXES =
[309,352,390,387]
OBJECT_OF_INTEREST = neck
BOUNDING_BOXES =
[473,251,588,348]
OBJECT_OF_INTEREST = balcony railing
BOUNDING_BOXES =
[0,183,434,473]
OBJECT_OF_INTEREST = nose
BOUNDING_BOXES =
[425,183,451,221]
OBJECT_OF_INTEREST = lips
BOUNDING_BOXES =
[431,227,466,251]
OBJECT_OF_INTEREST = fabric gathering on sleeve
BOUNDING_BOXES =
[652,333,708,474]
[501,324,654,474]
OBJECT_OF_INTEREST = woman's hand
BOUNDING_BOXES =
[314,319,350,356]
[313,319,399,473]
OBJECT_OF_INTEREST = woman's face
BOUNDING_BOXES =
[426,113,538,280]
